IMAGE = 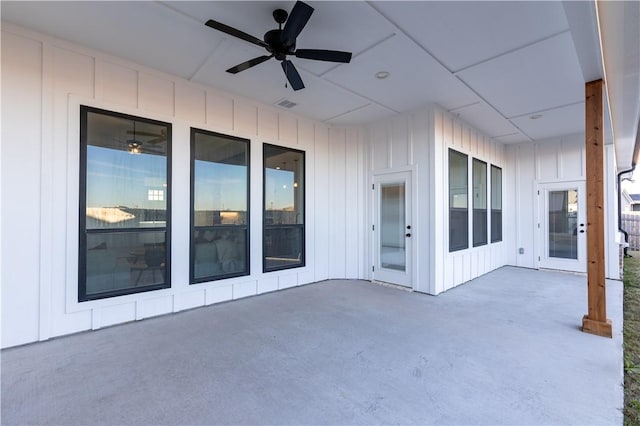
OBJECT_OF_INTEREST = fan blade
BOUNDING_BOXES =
[205,19,268,49]
[281,60,305,91]
[147,137,165,145]
[281,1,314,47]
[126,130,163,137]
[226,55,273,74]
[295,49,352,63]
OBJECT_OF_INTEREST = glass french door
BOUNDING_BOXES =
[373,171,412,287]
[538,181,586,272]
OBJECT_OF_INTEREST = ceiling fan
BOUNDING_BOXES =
[126,128,167,145]
[205,1,352,91]
[123,126,166,155]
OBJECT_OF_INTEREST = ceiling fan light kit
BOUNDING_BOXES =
[205,0,352,91]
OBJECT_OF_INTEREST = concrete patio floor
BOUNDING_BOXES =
[1,266,623,425]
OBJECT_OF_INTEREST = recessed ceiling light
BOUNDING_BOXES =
[375,71,390,79]
[530,114,543,120]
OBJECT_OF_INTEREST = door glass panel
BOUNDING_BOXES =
[380,182,406,271]
[548,190,578,259]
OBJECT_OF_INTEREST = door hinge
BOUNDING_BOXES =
[372,224,375,231]
[372,184,374,190]
[538,256,541,261]
[372,266,375,272]
[537,223,540,228]
[537,190,540,195]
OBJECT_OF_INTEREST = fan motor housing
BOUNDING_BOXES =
[264,29,294,60]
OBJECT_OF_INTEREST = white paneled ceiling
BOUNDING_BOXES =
[1,0,638,159]
[511,102,585,141]
[324,33,478,113]
[371,1,570,73]
[450,102,526,142]
[456,32,584,119]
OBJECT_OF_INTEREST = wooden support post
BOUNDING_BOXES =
[582,79,612,338]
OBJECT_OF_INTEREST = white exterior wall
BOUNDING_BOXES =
[364,107,508,295]
[328,128,367,280]
[364,110,433,293]
[434,108,508,294]
[0,24,365,348]
[508,134,620,279]
[509,135,585,269]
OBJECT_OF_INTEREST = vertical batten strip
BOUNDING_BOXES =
[39,40,53,342]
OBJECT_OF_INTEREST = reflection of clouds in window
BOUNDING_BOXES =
[86,207,135,224]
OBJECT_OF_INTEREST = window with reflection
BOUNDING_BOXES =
[491,165,502,243]
[472,158,487,247]
[191,129,249,283]
[263,144,305,272]
[79,106,171,301]
[549,189,578,259]
[449,149,468,252]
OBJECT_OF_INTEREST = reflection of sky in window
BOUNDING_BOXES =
[265,169,294,210]
[87,146,166,209]
[194,160,247,211]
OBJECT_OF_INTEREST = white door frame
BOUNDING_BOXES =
[372,170,413,287]
[537,180,587,273]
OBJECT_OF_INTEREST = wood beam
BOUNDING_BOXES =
[582,79,612,338]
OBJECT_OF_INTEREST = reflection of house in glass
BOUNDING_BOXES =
[264,208,298,225]
[194,210,247,226]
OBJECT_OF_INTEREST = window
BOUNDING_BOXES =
[491,165,502,243]
[472,158,488,247]
[449,149,468,252]
[79,106,171,301]
[148,189,164,201]
[548,190,577,259]
[191,129,249,283]
[263,144,305,271]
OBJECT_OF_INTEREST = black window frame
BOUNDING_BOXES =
[472,158,488,247]
[263,143,306,273]
[78,106,172,302]
[189,128,250,284]
[449,148,469,252]
[491,165,503,243]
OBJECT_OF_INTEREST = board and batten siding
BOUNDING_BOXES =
[433,108,508,294]
[0,24,366,348]
[364,111,433,293]
[364,107,508,295]
[508,134,620,278]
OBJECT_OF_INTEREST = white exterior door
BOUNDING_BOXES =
[373,172,412,287]
[538,181,587,273]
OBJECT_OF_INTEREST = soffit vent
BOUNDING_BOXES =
[275,99,297,109]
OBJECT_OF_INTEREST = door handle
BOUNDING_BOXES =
[406,233,411,237]
[579,230,585,233]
